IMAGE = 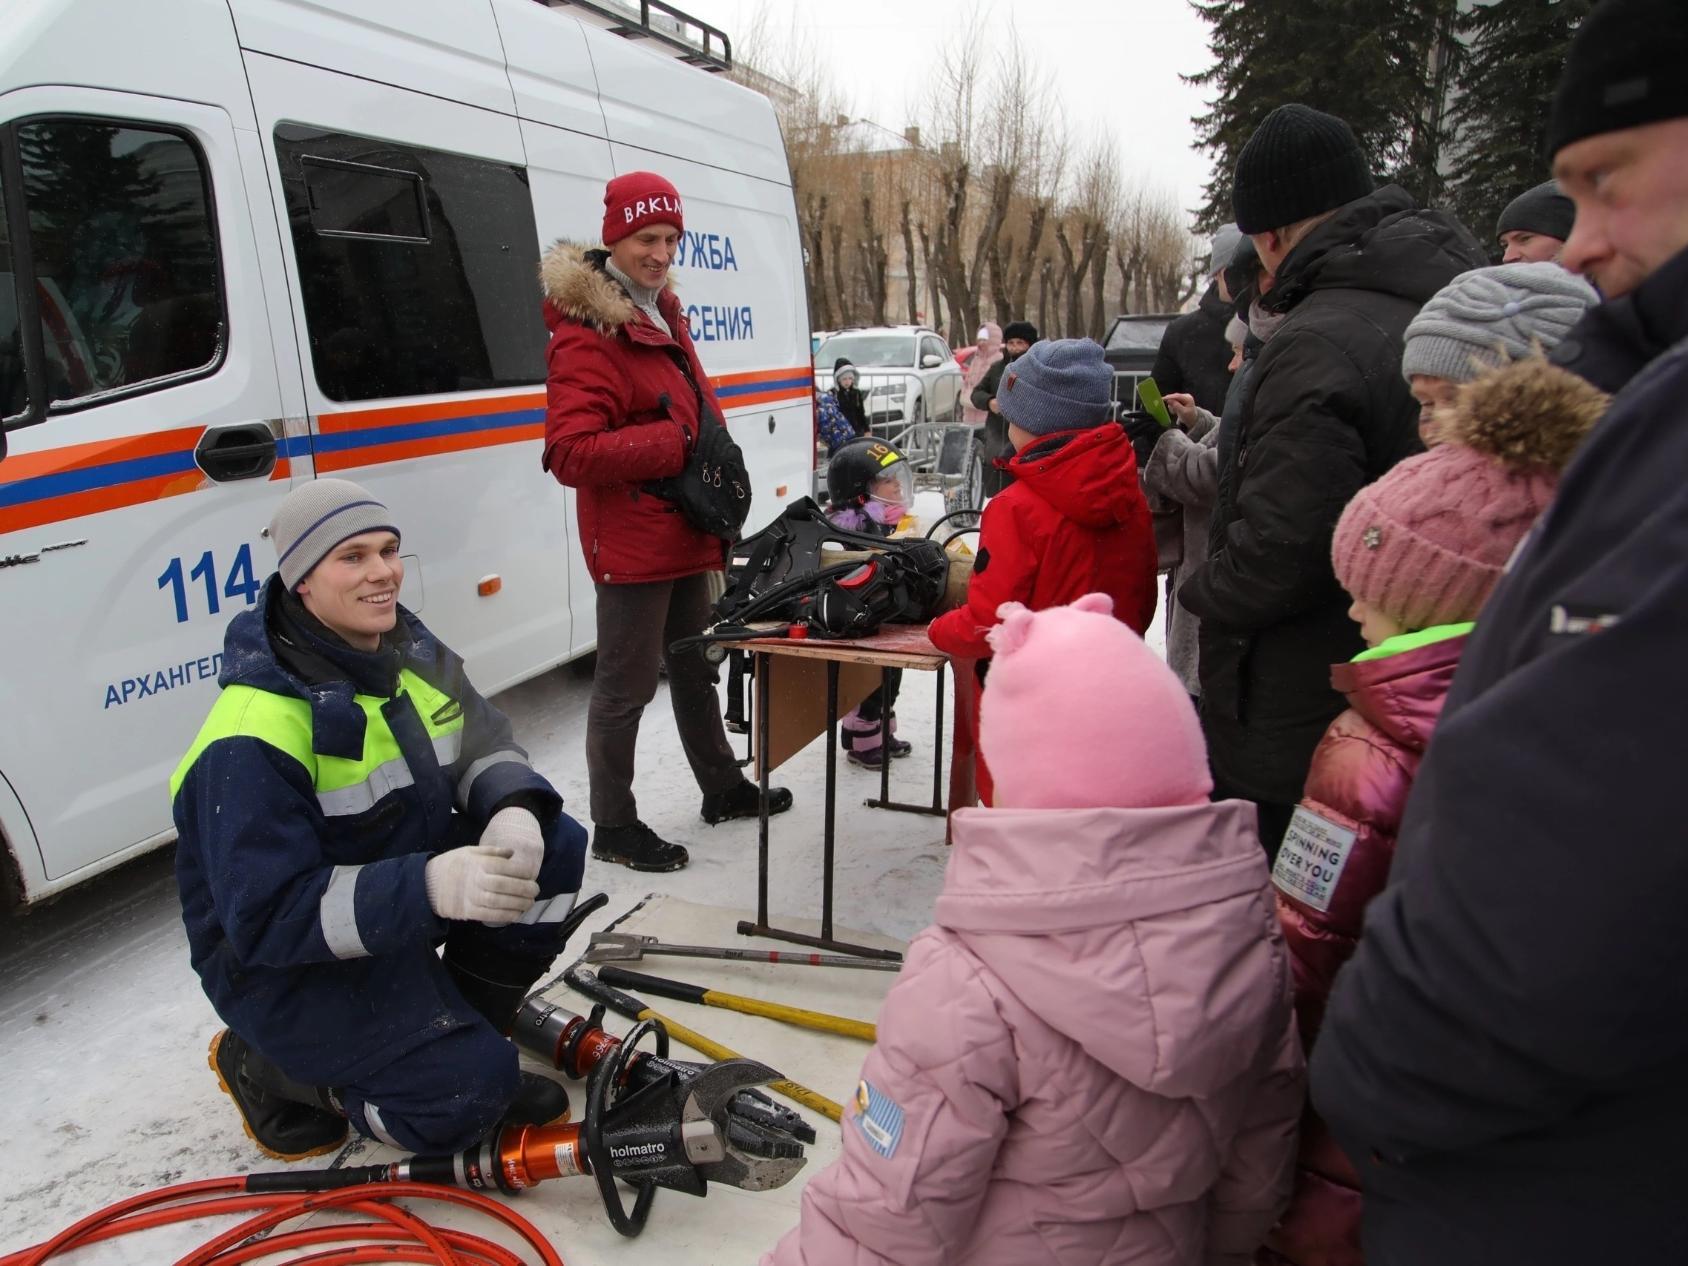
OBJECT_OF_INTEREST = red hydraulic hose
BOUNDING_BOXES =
[0,1177,564,1266]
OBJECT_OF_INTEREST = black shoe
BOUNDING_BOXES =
[724,716,750,735]
[888,735,913,758]
[209,1029,348,1161]
[592,820,690,872]
[506,1071,571,1127]
[700,780,794,825]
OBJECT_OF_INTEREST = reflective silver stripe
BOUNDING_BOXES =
[318,864,370,960]
[454,748,531,809]
[363,1102,401,1148]
[432,730,462,767]
[316,756,416,817]
[516,890,578,926]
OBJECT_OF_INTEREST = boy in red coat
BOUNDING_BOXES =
[1261,357,1607,1266]
[928,337,1157,803]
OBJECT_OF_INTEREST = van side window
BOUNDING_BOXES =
[0,171,22,422]
[2,119,223,419]
[274,126,544,402]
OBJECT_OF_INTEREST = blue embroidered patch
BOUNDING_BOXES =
[852,1079,905,1159]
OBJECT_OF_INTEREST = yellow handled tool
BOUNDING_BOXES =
[565,966,844,1122]
[599,965,878,1043]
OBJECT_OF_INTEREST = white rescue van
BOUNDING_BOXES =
[0,0,813,904]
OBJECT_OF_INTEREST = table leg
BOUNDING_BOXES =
[932,664,946,811]
[756,650,771,927]
[864,665,947,818]
[822,659,838,941]
[878,668,891,807]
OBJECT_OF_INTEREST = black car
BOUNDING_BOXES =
[1101,313,1177,413]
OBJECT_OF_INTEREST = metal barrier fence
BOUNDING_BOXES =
[814,366,983,518]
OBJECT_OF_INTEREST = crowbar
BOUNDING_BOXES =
[586,931,901,971]
[598,965,877,1043]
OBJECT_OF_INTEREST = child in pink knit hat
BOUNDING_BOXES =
[1260,357,1608,1266]
[765,594,1303,1266]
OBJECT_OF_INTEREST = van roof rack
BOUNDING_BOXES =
[540,0,731,73]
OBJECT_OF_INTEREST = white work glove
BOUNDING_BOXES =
[479,806,545,884]
[424,845,539,925]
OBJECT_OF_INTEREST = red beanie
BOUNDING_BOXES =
[602,171,684,245]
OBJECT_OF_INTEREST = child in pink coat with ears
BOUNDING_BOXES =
[763,595,1304,1266]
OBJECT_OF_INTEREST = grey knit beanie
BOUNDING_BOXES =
[269,478,400,590]
[1401,262,1599,385]
[1495,180,1575,243]
[997,338,1114,436]
[1207,223,1243,280]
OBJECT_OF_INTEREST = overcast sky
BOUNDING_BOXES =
[676,0,1220,233]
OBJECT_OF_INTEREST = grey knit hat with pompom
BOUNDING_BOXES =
[1401,262,1599,385]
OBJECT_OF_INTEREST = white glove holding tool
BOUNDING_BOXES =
[424,843,539,925]
[478,805,546,883]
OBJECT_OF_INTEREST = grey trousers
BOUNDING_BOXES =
[588,572,741,826]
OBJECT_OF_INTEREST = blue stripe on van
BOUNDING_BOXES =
[312,406,545,453]
[0,434,317,508]
[716,375,812,399]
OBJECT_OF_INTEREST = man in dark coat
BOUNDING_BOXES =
[971,320,1037,497]
[1178,104,1483,850]
[1150,222,1242,415]
[1311,4,1688,1262]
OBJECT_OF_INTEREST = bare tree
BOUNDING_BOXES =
[900,199,920,324]
[858,179,889,326]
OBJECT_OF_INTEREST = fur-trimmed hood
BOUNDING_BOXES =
[540,240,674,336]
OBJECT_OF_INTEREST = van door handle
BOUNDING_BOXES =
[195,422,277,482]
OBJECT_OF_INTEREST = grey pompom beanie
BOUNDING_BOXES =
[269,478,400,590]
[1401,262,1599,385]
[996,338,1114,436]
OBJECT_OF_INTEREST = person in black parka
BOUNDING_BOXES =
[1178,104,1484,850]
[1150,222,1242,416]
[1312,5,1688,1262]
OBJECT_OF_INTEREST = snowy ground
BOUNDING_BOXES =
[0,573,1166,1262]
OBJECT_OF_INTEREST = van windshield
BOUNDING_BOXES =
[817,333,915,369]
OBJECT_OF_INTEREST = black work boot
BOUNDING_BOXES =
[700,779,794,825]
[506,1071,571,1127]
[208,1029,348,1161]
[592,821,690,872]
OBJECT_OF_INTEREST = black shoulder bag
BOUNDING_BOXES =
[645,348,753,541]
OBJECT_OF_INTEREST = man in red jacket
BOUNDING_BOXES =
[541,172,791,873]
[928,338,1157,803]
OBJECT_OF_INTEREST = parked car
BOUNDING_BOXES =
[1101,313,1177,413]
[814,326,963,432]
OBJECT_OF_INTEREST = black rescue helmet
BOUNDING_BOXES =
[826,437,913,507]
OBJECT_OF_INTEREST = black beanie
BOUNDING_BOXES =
[1003,320,1039,344]
[1547,0,1688,158]
[1231,104,1374,234]
[1496,180,1576,242]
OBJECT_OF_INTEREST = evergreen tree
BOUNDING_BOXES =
[1445,0,1594,255]
[1186,0,1456,231]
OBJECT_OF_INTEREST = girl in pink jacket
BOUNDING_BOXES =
[1262,357,1608,1266]
[765,594,1304,1266]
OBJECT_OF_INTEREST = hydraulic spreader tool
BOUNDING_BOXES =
[270,1003,812,1239]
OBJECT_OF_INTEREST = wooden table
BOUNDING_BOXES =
[716,625,952,960]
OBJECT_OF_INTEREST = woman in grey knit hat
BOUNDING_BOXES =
[1402,261,1599,445]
